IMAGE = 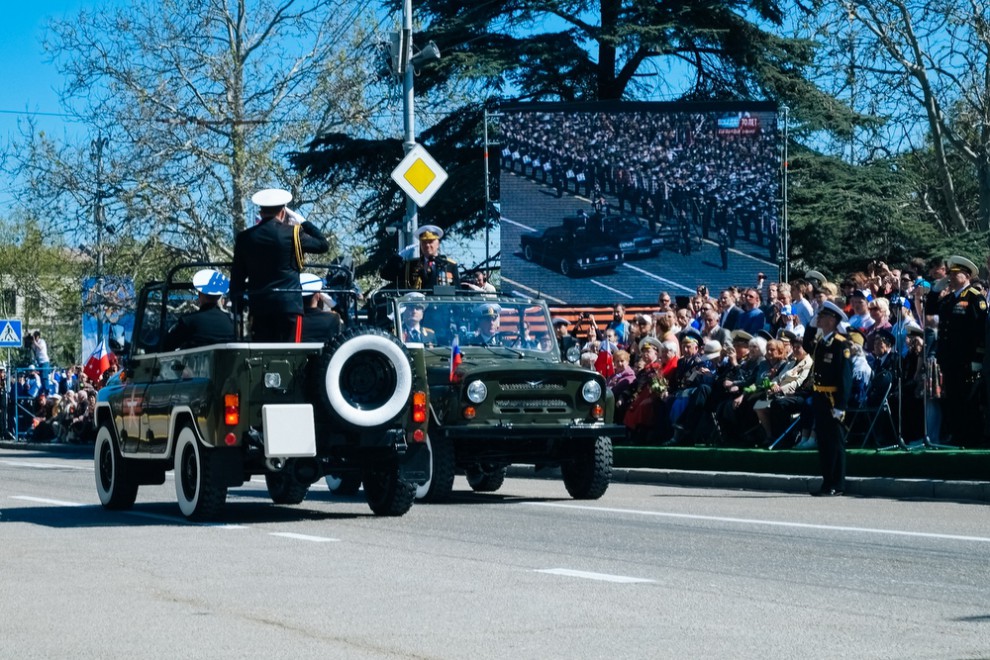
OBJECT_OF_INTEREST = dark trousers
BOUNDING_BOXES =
[813,393,845,491]
[940,366,980,445]
[251,314,302,342]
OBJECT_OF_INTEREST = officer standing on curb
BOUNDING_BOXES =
[230,188,330,342]
[810,300,852,496]
[925,255,986,446]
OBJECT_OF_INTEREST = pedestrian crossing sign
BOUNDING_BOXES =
[390,144,448,208]
[0,319,22,347]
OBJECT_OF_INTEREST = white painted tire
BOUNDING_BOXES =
[323,328,413,428]
[174,425,227,520]
[94,423,138,510]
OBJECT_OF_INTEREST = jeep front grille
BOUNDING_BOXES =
[500,380,566,391]
[495,398,569,414]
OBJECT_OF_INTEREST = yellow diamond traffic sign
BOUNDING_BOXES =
[391,143,448,207]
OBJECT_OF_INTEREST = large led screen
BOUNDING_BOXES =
[498,101,780,304]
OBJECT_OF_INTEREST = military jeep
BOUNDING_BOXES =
[369,289,624,502]
[93,262,429,521]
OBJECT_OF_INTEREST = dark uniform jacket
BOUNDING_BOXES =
[811,333,853,410]
[383,254,459,290]
[164,305,236,350]
[403,326,436,344]
[300,308,342,343]
[230,219,329,316]
[925,286,987,370]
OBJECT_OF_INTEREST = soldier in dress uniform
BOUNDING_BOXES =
[400,293,436,345]
[925,255,987,445]
[383,224,460,290]
[165,269,236,350]
[230,188,330,342]
[299,272,342,342]
[467,303,503,346]
[809,300,852,496]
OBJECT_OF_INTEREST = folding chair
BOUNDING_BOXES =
[842,381,907,451]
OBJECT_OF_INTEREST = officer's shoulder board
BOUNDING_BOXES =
[439,255,457,265]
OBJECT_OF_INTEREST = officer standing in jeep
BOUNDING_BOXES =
[382,224,459,290]
[299,272,342,342]
[230,188,330,342]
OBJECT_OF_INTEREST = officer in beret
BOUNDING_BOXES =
[924,255,987,445]
[165,269,236,350]
[230,188,330,342]
[382,224,460,290]
[299,272,342,342]
[467,303,502,346]
[810,300,853,496]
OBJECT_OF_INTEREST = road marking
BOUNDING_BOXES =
[1,460,90,471]
[500,215,536,233]
[590,279,635,299]
[500,277,568,304]
[527,502,990,544]
[620,262,696,294]
[12,495,84,507]
[270,532,339,543]
[535,568,654,584]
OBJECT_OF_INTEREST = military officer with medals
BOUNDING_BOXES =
[810,300,853,496]
[407,225,460,289]
[925,255,987,445]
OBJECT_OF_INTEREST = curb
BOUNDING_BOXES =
[509,466,990,503]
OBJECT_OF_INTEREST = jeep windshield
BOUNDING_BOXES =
[397,299,555,354]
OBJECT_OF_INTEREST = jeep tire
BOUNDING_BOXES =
[265,468,310,505]
[414,433,456,503]
[561,436,612,500]
[174,425,228,521]
[315,325,414,430]
[465,463,507,493]
[94,423,139,510]
[362,465,415,516]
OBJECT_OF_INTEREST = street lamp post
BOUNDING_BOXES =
[400,0,417,253]
[781,105,789,284]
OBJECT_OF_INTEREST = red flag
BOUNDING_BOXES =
[595,348,614,379]
[84,337,111,384]
[449,335,462,382]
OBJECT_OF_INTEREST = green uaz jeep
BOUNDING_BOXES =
[370,290,624,502]
[94,262,429,521]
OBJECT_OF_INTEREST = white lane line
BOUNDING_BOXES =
[1,460,90,471]
[500,215,536,232]
[535,568,655,584]
[527,502,990,544]
[620,262,696,294]
[12,495,84,507]
[590,279,635,299]
[500,277,568,304]
[270,532,339,543]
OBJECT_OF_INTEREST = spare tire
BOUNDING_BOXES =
[313,325,414,430]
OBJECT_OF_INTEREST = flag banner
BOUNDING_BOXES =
[449,335,462,382]
[84,337,110,384]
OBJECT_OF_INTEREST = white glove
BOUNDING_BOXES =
[284,208,306,226]
[972,362,982,373]
[832,409,845,421]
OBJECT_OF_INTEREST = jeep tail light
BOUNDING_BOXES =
[224,432,237,446]
[224,394,239,426]
[413,429,425,442]
[412,391,427,424]
[463,406,476,419]
[591,404,604,420]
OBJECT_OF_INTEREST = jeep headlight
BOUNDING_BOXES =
[466,380,488,403]
[582,380,602,403]
[566,345,581,363]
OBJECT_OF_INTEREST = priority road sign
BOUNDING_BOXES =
[0,319,22,347]
[390,144,448,208]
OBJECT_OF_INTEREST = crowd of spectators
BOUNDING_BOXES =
[559,255,989,450]
[501,108,779,258]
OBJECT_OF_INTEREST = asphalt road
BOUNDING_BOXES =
[1,447,987,659]
[500,172,776,304]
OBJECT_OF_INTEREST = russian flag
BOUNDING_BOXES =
[449,335,462,382]
[84,337,111,385]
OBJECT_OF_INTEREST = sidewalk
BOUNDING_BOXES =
[5,439,987,503]
[513,466,990,503]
